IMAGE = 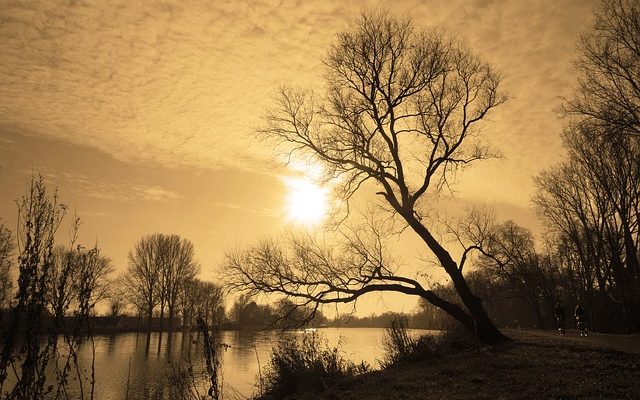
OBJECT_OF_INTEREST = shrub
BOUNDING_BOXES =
[259,332,369,399]
[380,316,439,368]
[381,317,480,369]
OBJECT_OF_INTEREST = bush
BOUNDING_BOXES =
[380,316,439,368]
[381,317,480,369]
[258,332,369,399]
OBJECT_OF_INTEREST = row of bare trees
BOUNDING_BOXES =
[1,177,225,333]
[531,0,640,333]
[121,233,224,333]
[417,0,640,334]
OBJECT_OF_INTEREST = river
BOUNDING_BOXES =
[3,328,434,399]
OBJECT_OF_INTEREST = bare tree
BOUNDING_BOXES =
[534,122,640,333]
[47,217,84,323]
[199,281,224,329]
[0,175,66,398]
[564,0,640,138]
[74,244,113,312]
[161,235,200,334]
[48,244,79,323]
[126,234,199,332]
[0,221,14,309]
[125,234,161,332]
[228,12,507,342]
[179,278,197,329]
[106,275,129,317]
[477,221,553,329]
[179,278,223,329]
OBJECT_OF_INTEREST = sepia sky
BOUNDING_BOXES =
[0,0,596,314]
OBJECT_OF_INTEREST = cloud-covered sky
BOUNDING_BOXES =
[0,0,595,313]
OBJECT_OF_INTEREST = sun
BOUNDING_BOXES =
[284,177,328,226]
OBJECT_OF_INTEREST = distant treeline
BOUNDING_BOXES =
[329,311,434,329]
[226,294,327,330]
[2,173,638,336]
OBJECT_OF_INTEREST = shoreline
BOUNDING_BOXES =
[285,329,640,400]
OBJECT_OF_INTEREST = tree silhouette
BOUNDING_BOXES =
[227,10,508,344]
[534,0,640,333]
[125,234,161,333]
[564,0,640,138]
[157,234,200,333]
[125,233,200,332]
[0,221,13,309]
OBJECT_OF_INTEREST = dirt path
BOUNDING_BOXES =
[506,328,640,354]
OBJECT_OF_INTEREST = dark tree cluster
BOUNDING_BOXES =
[417,1,640,334]
[123,233,224,332]
[229,294,326,330]
[330,311,422,329]
[531,0,640,333]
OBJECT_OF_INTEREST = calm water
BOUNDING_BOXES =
[6,328,433,399]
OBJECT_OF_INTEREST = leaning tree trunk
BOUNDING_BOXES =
[406,213,507,344]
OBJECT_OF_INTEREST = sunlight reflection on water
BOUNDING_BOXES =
[30,328,433,399]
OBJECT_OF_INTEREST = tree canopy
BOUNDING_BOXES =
[226,12,508,343]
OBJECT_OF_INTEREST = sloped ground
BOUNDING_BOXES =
[292,330,640,400]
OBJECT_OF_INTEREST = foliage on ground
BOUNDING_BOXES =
[310,330,640,400]
[381,317,480,368]
[256,332,369,400]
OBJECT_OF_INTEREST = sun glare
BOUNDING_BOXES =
[284,177,328,226]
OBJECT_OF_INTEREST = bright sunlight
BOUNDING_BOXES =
[284,177,329,226]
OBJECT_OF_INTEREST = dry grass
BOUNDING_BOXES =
[293,330,640,400]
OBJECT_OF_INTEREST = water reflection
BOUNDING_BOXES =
[51,328,432,399]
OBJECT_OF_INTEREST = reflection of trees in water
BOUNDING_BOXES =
[5,329,388,399]
[108,332,208,399]
[157,331,163,357]
[226,330,292,366]
[106,333,118,354]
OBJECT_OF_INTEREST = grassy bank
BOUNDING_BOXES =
[284,330,640,400]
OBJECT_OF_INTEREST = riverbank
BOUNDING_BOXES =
[293,329,640,399]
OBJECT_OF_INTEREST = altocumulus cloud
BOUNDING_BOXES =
[34,170,184,203]
[0,0,595,210]
[0,0,353,171]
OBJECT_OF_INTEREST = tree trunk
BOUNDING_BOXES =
[532,301,545,329]
[168,304,175,335]
[418,289,474,331]
[159,305,164,332]
[147,300,153,333]
[405,213,507,343]
[183,306,191,332]
[205,306,210,329]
